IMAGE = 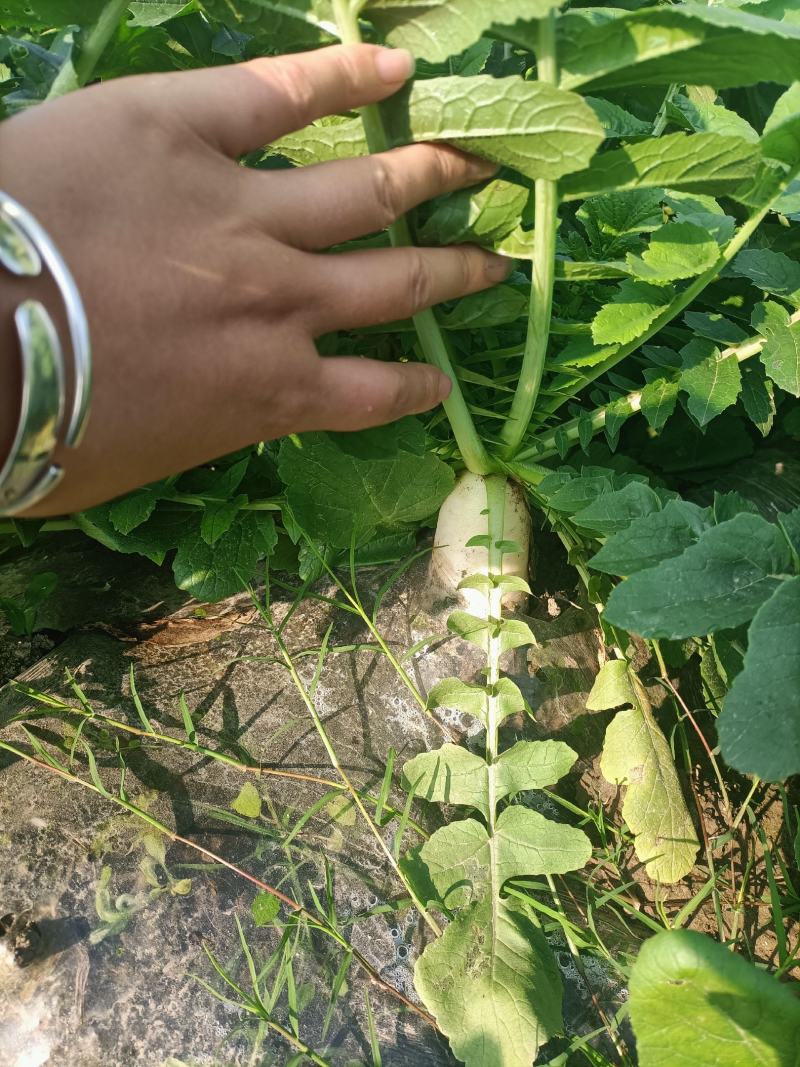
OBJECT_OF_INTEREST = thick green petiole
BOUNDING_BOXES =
[500,12,559,460]
[48,0,129,98]
[331,0,493,476]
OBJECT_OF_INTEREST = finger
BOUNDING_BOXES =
[160,44,414,158]
[305,357,452,431]
[262,145,497,250]
[303,245,512,334]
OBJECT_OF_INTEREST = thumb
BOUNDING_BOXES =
[308,357,452,432]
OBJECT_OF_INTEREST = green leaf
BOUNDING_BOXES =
[585,95,651,138]
[740,361,776,436]
[231,782,261,819]
[732,248,800,306]
[74,505,186,566]
[682,311,748,345]
[589,500,711,577]
[109,489,158,535]
[415,895,562,1067]
[198,0,336,50]
[448,612,536,658]
[402,740,577,819]
[586,659,634,712]
[172,513,276,602]
[629,929,800,1066]
[420,805,592,907]
[557,4,800,92]
[128,1,195,26]
[251,890,280,926]
[364,0,561,63]
[572,482,663,536]
[201,494,248,546]
[604,513,793,639]
[426,676,525,728]
[753,300,800,396]
[418,179,528,248]
[718,577,800,781]
[679,339,742,427]
[626,222,719,284]
[639,377,679,431]
[600,671,699,882]
[439,285,527,329]
[667,93,759,144]
[591,279,672,346]
[761,81,800,166]
[278,432,454,548]
[386,75,604,182]
[561,133,760,202]
[270,116,367,166]
[0,0,107,26]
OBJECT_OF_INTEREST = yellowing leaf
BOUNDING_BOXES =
[231,781,261,819]
[600,670,699,882]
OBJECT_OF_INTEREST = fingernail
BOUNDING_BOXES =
[469,155,500,180]
[485,252,513,280]
[375,47,415,84]
[436,373,453,402]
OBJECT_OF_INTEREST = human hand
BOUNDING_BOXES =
[0,44,509,515]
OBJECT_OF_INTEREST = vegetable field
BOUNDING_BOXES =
[1,1,800,1065]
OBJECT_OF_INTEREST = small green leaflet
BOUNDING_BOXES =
[557,3,800,92]
[561,133,760,202]
[278,431,454,548]
[591,280,672,346]
[402,740,577,819]
[604,513,792,639]
[109,488,158,535]
[668,93,759,144]
[172,512,277,602]
[585,658,632,712]
[438,285,527,329]
[589,500,711,577]
[752,301,800,397]
[231,781,262,819]
[585,96,650,139]
[426,676,525,728]
[418,180,528,248]
[415,895,562,1067]
[683,311,747,345]
[420,806,592,907]
[572,482,663,537]
[740,362,776,436]
[598,670,699,882]
[201,494,248,546]
[364,0,562,63]
[385,75,604,182]
[679,339,742,427]
[251,891,280,926]
[625,222,719,284]
[448,611,535,658]
[760,82,800,166]
[639,377,679,431]
[718,576,800,781]
[732,248,800,306]
[629,929,800,1066]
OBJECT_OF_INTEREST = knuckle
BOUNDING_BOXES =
[261,56,316,126]
[455,244,481,290]
[370,157,403,230]
[407,250,434,311]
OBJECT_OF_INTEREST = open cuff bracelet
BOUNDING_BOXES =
[0,190,92,516]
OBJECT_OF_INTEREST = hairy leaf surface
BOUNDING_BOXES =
[600,671,699,882]
[629,929,800,1065]
[604,513,792,638]
[386,76,604,181]
[415,895,562,1067]
[718,576,800,781]
[590,500,711,577]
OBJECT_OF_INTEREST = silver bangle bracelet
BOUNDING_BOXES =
[0,190,92,516]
